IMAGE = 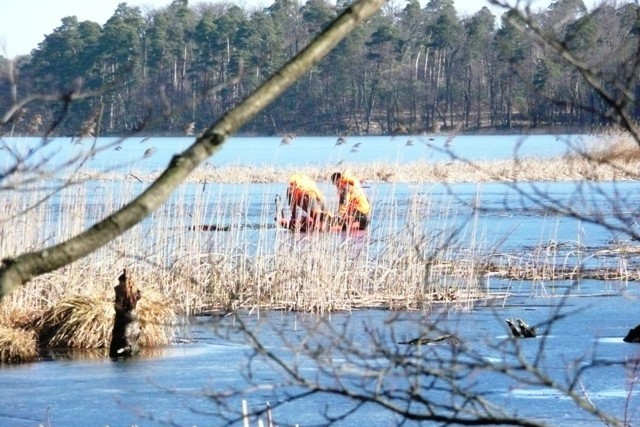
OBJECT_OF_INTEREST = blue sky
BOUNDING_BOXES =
[1,0,566,59]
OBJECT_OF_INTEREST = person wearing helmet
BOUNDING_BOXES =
[330,171,370,231]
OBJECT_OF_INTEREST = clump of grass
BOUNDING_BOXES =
[0,325,38,364]
[36,296,113,348]
[584,129,640,163]
[591,141,640,163]
[138,291,178,347]
[34,293,176,349]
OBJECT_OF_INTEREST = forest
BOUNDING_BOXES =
[0,0,638,137]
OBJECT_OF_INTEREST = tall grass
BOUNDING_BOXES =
[0,325,37,363]
[0,178,484,316]
[1,134,638,322]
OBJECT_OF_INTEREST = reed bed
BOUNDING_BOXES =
[74,154,640,184]
[1,132,639,362]
[0,176,634,316]
[1,180,499,316]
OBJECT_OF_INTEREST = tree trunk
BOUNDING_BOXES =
[109,269,142,359]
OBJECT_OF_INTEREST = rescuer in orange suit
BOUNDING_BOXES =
[330,171,371,231]
[286,173,331,231]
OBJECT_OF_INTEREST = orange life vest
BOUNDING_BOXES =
[336,173,370,216]
[288,174,325,207]
[340,189,370,216]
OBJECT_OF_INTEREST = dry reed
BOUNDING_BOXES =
[0,325,38,364]
[34,293,176,349]
[0,165,635,317]
[36,296,114,348]
[0,179,507,318]
[582,129,640,163]
[0,132,638,362]
[74,153,640,184]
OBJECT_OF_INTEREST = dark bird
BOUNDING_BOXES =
[506,319,521,337]
[392,125,408,135]
[506,318,536,338]
[143,147,157,158]
[623,324,640,343]
[114,145,122,151]
[517,318,536,338]
[405,139,414,147]
[398,334,462,346]
[280,134,294,145]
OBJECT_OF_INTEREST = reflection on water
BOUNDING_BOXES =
[38,346,184,362]
[597,337,629,344]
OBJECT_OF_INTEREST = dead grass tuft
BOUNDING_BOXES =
[138,292,177,347]
[584,130,640,163]
[0,325,38,364]
[36,296,114,348]
[34,294,176,349]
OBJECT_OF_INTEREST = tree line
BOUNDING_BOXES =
[0,0,638,137]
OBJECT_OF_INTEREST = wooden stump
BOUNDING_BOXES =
[109,269,142,359]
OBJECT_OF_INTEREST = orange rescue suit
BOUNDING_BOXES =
[288,174,326,216]
[336,173,370,217]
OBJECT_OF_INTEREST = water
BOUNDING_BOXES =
[0,133,592,172]
[2,133,639,426]
[2,281,640,426]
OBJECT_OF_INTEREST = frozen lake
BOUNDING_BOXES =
[1,279,640,426]
[1,133,639,426]
[0,133,593,171]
